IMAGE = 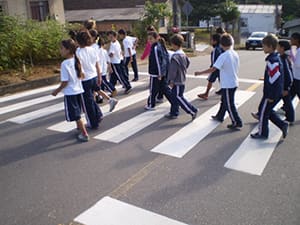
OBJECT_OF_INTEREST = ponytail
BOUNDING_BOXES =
[74,53,84,79]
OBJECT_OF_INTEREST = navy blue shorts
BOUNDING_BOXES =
[64,94,83,122]
[207,71,219,83]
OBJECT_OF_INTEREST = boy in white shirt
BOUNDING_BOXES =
[290,32,300,101]
[107,30,132,94]
[195,33,243,130]
[118,29,139,81]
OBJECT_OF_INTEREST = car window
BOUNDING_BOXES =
[251,33,266,38]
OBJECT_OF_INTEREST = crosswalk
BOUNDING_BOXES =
[0,79,297,179]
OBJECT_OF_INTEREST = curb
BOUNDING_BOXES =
[0,75,60,96]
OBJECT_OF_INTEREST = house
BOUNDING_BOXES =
[0,0,65,23]
[238,4,282,36]
[283,18,300,37]
[63,0,176,32]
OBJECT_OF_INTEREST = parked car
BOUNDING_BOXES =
[245,32,268,50]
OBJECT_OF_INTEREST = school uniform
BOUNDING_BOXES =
[167,49,198,117]
[207,44,223,83]
[212,48,242,127]
[252,52,288,139]
[109,40,132,91]
[60,57,84,122]
[76,46,103,129]
[290,47,300,100]
[280,53,294,123]
[123,36,139,80]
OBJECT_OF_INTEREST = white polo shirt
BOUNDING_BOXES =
[109,40,122,64]
[292,47,300,80]
[76,46,99,81]
[123,36,137,57]
[99,48,110,76]
[60,58,84,95]
[213,49,239,88]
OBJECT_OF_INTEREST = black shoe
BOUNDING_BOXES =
[215,89,222,95]
[191,109,198,121]
[164,113,178,119]
[227,123,243,130]
[211,115,223,122]
[281,122,289,139]
[96,95,103,104]
[131,78,139,82]
[251,112,259,120]
[250,132,268,139]
[124,87,132,94]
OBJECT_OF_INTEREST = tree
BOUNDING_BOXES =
[219,0,240,31]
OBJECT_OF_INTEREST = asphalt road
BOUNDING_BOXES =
[0,50,300,225]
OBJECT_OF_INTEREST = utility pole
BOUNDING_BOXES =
[172,0,178,27]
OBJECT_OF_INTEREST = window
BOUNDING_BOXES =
[30,1,49,21]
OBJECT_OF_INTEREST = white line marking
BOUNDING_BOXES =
[0,93,63,115]
[94,87,206,143]
[224,98,299,176]
[0,84,58,103]
[74,196,188,225]
[47,89,149,133]
[138,72,263,84]
[151,90,255,158]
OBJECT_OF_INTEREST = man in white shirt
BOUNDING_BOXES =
[118,29,139,82]
[108,30,132,94]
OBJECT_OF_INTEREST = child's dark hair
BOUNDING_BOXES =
[148,31,167,49]
[211,33,221,45]
[170,34,184,47]
[220,34,233,47]
[76,30,92,47]
[89,29,99,39]
[107,30,117,37]
[84,19,96,30]
[118,29,126,36]
[216,27,226,34]
[68,30,77,41]
[262,34,278,50]
[291,32,300,43]
[278,39,291,51]
[61,39,84,79]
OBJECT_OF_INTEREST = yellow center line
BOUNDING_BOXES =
[246,82,262,92]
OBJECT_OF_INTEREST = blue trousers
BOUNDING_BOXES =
[110,63,131,89]
[82,77,103,129]
[215,88,242,125]
[101,74,116,93]
[124,54,139,80]
[147,76,160,108]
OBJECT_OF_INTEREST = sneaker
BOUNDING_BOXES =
[124,87,132,94]
[197,93,208,100]
[156,98,164,103]
[215,89,222,95]
[144,105,155,111]
[191,109,198,121]
[111,89,118,97]
[164,113,178,119]
[77,133,89,142]
[250,132,268,140]
[131,78,139,82]
[281,122,289,139]
[251,112,259,120]
[96,95,103,104]
[227,123,243,130]
[109,98,118,112]
[211,115,224,122]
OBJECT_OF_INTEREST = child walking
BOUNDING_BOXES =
[290,32,300,102]
[89,29,118,112]
[195,34,242,129]
[52,39,89,142]
[197,33,223,100]
[76,30,103,129]
[165,34,198,120]
[250,34,288,139]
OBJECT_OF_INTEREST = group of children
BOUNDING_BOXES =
[52,20,300,142]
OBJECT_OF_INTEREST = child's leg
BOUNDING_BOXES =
[173,85,198,115]
[102,75,115,93]
[198,82,212,99]
[224,88,242,126]
[282,93,295,123]
[76,119,88,136]
[257,98,275,138]
[98,90,110,101]
[214,89,226,120]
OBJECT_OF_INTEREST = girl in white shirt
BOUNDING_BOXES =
[52,39,89,142]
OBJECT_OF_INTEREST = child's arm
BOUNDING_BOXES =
[96,62,102,86]
[141,41,151,60]
[52,81,68,96]
[195,67,217,76]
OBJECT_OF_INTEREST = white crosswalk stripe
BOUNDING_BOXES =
[224,97,299,176]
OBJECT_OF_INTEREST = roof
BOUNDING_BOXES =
[65,8,145,22]
[283,18,300,29]
[63,0,167,10]
[237,4,282,14]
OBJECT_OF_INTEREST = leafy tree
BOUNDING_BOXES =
[219,0,240,31]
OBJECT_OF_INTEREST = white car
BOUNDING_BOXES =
[245,32,268,50]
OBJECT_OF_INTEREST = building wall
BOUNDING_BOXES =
[240,13,277,35]
[3,0,65,23]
